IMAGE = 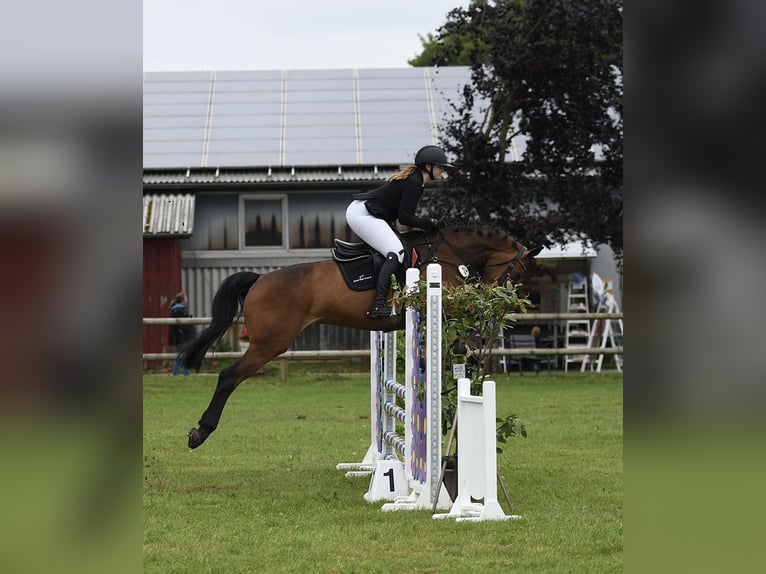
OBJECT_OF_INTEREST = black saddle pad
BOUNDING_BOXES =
[331,237,415,291]
[335,253,380,291]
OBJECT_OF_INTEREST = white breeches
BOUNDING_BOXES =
[345,200,404,263]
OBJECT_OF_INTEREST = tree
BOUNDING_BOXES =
[407,31,477,67]
[416,0,623,265]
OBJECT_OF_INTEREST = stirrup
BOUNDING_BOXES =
[367,304,393,319]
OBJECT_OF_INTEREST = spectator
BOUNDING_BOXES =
[168,292,195,376]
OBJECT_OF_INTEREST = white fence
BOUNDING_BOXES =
[143,313,623,362]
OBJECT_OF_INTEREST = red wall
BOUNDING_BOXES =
[143,237,182,356]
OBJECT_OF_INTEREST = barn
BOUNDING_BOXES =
[143,67,618,357]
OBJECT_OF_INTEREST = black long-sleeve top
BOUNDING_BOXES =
[352,170,434,229]
[168,302,195,346]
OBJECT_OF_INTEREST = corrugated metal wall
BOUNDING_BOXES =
[143,194,195,235]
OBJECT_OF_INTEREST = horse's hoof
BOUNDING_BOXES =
[188,427,207,449]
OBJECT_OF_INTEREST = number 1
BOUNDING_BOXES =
[383,468,395,491]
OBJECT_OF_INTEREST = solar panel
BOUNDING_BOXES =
[144,116,207,129]
[144,141,203,154]
[207,136,281,153]
[205,152,282,166]
[144,153,204,169]
[143,67,477,168]
[213,91,281,104]
[210,114,281,128]
[287,149,357,165]
[284,112,355,127]
[143,128,206,142]
[361,123,432,138]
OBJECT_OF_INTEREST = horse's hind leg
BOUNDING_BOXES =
[187,348,269,449]
[187,364,237,449]
[188,271,314,449]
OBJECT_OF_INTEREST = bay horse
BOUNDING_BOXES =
[182,223,542,449]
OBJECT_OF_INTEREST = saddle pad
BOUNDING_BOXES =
[335,255,376,291]
[331,232,421,291]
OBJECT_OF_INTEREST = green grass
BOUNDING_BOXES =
[144,364,622,573]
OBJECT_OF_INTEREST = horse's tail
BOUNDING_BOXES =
[181,271,260,371]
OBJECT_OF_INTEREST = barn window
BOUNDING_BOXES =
[288,192,358,249]
[182,191,360,252]
[182,193,239,250]
[242,196,285,248]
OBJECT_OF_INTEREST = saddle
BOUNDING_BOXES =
[331,237,418,292]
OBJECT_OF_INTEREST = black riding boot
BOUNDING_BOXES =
[367,252,401,319]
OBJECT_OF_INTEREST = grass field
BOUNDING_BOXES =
[144,363,622,573]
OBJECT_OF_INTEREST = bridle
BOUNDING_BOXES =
[410,228,528,283]
[486,250,528,284]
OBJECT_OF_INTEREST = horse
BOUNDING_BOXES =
[182,223,542,449]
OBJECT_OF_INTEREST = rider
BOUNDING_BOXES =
[345,145,453,319]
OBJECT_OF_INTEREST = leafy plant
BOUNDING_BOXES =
[392,275,532,452]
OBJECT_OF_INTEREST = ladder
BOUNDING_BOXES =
[564,274,590,371]
[581,278,623,372]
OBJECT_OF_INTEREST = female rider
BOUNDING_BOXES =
[345,145,453,318]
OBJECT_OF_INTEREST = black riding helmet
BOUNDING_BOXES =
[414,145,454,169]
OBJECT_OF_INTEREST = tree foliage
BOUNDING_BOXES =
[408,31,476,67]
[415,0,623,265]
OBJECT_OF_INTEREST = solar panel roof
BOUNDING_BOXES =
[143,67,493,169]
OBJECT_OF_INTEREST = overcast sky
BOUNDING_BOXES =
[143,0,468,72]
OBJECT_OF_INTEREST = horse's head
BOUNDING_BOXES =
[483,239,543,284]
[427,224,541,285]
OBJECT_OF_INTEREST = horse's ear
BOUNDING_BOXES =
[527,245,544,259]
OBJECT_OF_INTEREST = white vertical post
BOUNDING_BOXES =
[371,330,382,456]
[403,267,420,481]
[478,381,506,520]
[426,264,442,506]
[434,379,520,522]
[384,331,396,382]
[455,378,485,507]
[381,330,397,458]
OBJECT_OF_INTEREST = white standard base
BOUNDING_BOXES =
[432,380,522,523]
[432,500,522,522]
[336,444,379,478]
[363,459,409,502]
[380,483,452,512]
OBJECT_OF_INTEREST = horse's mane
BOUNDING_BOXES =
[440,221,521,242]
[400,221,524,251]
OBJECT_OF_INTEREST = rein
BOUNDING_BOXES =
[409,228,527,282]
[411,231,471,277]
[486,251,528,284]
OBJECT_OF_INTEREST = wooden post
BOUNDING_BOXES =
[280,359,287,382]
